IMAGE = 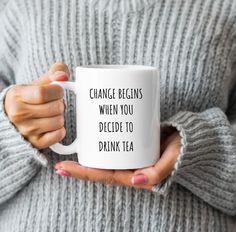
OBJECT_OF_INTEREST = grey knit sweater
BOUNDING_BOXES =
[0,0,236,231]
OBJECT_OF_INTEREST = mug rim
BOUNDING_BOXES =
[76,64,157,71]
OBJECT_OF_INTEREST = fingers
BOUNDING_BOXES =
[55,161,115,183]
[133,149,177,185]
[8,99,65,123]
[5,63,70,150]
[54,161,135,187]
[132,132,181,186]
[17,115,65,135]
[53,126,180,191]
[25,99,65,118]
[17,84,64,104]
[160,127,178,154]
[30,127,66,149]
[53,131,180,190]
[37,128,66,149]
[32,73,52,86]
[112,170,135,186]
[32,62,69,85]
[48,62,70,76]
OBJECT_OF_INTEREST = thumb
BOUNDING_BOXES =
[32,62,70,85]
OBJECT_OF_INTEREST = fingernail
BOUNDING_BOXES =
[131,174,148,185]
[55,169,71,177]
[49,71,68,80]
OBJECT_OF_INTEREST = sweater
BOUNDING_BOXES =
[0,0,236,231]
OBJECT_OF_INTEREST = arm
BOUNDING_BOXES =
[0,2,47,205]
[0,88,47,204]
[151,86,236,215]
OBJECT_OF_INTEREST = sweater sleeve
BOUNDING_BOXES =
[0,0,9,13]
[0,1,48,206]
[152,82,236,216]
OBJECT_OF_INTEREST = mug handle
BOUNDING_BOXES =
[49,81,79,155]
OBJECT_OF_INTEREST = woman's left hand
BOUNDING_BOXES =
[54,130,181,190]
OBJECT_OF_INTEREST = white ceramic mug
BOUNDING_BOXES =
[50,65,160,169]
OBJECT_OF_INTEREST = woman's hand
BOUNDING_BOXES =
[54,129,181,190]
[4,62,69,149]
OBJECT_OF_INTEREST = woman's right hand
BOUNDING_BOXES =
[4,62,69,149]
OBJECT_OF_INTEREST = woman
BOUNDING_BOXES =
[0,0,235,231]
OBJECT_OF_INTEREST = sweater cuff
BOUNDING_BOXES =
[0,86,48,166]
[151,111,187,195]
[151,109,225,195]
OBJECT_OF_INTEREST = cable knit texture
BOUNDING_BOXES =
[0,0,236,231]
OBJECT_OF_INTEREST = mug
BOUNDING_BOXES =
[50,65,160,169]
